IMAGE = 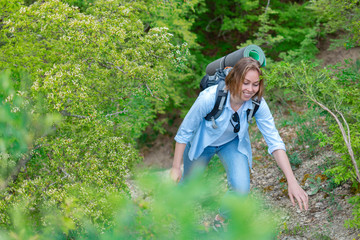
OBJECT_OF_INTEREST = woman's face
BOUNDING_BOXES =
[239,69,260,101]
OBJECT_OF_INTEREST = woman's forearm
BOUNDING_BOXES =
[272,149,309,210]
[170,142,186,182]
[272,149,297,183]
[172,142,186,169]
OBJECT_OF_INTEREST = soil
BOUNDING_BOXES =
[137,42,360,239]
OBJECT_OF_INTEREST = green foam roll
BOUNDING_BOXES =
[205,45,266,75]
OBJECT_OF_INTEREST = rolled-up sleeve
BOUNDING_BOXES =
[255,99,286,154]
[174,88,215,144]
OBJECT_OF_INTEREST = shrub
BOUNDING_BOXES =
[0,0,188,231]
[0,171,279,239]
[266,59,360,228]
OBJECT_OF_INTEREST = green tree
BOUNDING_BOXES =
[0,0,187,230]
[138,0,207,113]
[191,0,320,61]
[309,0,360,47]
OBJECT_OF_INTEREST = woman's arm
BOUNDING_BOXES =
[170,142,186,182]
[171,87,217,182]
[272,149,309,210]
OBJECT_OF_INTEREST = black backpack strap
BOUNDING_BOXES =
[219,54,228,69]
[246,97,261,124]
[205,80,228,129]
[199,74,209,91]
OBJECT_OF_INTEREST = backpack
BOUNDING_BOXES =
[199,67,261,129]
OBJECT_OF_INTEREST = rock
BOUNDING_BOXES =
[306,188,319,196]
[315,202,323,208]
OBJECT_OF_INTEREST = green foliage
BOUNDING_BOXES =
[192,0,266,56]
[0,0,190,231]
[240,1,321,61]
[267,60,360,180]
[61,0,96,11]
[0,70,60,181]
[190,0,321,61]
[309,0,360,46]
[1,0,180,125]
[129,0,205,114]
[0,70,30,156]
[266,59,360,228]
[277,107,324,160]
[280,222,310,238]
[0,0,23,48]
[139,0,203,49]
[346,195,360,229]
[319,61,360,185]
[0,171,279,239]
[1,0,359,236]
[289,152,302,169]
[0,0,22,19]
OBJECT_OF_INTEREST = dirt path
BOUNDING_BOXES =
[139,44,360,239]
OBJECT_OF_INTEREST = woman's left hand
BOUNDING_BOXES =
[287,181,309,211]
[272,149,309,211]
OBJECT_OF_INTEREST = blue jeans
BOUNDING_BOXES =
[182,137,250,219]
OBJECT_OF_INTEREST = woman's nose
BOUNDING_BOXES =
[245,85,253,92]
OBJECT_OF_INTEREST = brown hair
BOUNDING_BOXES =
[225,57,264,100]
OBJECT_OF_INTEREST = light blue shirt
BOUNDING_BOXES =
[174,85,286,168]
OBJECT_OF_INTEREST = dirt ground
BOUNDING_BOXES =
[138,43,360,239]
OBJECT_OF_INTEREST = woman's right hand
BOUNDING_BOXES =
[170,167,182,183]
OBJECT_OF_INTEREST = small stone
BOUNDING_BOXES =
[282,237,298,240]
[315,202,323,208]
[306,190,313,196]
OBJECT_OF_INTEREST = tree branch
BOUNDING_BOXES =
[309,96,360,183]
[61,109,128,118]
[335,106,351,146]
[105,109,128,117]
[61,110,89,119]
[146,84,163,102]
[206,15,222,32]
[115,65,126,74]
[265,0,271,13]
[1,145,42,191]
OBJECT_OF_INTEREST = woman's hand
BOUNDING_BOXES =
[272,149,309,211]
[170,142,186,183]
[287,181,309,211]
[170,167,182,183]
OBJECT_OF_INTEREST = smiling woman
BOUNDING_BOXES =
[170,57,309,231]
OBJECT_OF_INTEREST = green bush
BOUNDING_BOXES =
[309,0,360,47]
[240,1,321,62]
[0,70,60,182]
[266,59,360,229]
[0,0,189,231]
[191,0,321,61]
[0,171,279,239]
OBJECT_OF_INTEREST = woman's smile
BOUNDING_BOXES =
[240,70,260,101]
